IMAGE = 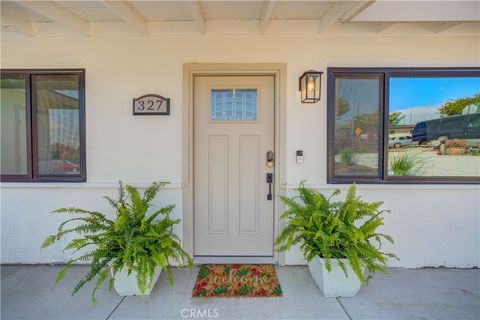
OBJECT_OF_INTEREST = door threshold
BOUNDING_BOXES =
[194,256,276,265]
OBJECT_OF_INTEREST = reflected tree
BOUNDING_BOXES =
[336,97,350,117]
[389,112,404,126]
[439,93,480,116]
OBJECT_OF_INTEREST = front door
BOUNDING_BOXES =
[194,75,275,256]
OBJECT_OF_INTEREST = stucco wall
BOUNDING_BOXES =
[1,35,479,267]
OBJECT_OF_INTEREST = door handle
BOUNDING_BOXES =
[266,173,273,200]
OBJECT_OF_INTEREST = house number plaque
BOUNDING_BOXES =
[133,94,170,115]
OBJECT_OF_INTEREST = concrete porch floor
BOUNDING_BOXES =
[1,265,478,320]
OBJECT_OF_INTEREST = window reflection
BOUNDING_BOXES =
[0,78,28,175]
[334,77,381,176]
[388,77,480,177]
[34,75,81,175]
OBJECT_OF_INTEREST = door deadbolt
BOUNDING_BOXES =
[266,151,274,168]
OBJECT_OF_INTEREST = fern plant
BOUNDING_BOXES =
[275,181,398,284]
[42,181,192,304]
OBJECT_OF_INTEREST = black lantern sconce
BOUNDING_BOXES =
[299,70,323,103]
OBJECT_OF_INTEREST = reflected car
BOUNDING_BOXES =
[388,135,415,148]
[412,113,480,147]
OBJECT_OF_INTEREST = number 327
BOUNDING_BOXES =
[136,99,164,111]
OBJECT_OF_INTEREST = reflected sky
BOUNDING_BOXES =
[390,77,480,112]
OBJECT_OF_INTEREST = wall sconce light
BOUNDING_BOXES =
[299,70,323,103]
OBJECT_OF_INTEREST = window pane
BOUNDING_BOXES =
[1,78,28,175]
[388,77,480,177]
[34,75,81,175]
[334,76,381,177]
[211,89,257,121]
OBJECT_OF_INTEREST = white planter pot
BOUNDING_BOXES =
[308,256,362,298]
[111,266,162,296]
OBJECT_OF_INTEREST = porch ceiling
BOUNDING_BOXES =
[1,1,479,38]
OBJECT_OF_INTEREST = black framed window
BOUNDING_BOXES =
[1,69,86,182]
[328,67,480,184]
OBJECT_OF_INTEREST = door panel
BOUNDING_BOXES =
[194,76,275,256]
[207,135,229,234]
[239,135,260,234]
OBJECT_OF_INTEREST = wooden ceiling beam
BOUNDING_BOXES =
[376,22,397,34]
[436,21,464,33]
[318,2,357,33]
[186,0,205,34]
[259,1,276,34]
[16,1,90,36]
[102,1,148,35]
[1,12,35,36]
[341,1,376,23]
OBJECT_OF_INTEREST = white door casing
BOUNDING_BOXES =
[194,75,275,256]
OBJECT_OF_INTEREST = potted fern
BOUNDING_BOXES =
[42,181,192,304]
[275,182,398,297]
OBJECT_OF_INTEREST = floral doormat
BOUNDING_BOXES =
[192,264,283,297]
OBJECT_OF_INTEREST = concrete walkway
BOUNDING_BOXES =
[1,265,478,320]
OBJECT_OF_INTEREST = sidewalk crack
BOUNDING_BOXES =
[336,297,352,320]
[106,296,126,320]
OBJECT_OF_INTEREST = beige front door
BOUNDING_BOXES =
[194,75,275,256]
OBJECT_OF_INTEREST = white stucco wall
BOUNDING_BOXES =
[1,35,479,267]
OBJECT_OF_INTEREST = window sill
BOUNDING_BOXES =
[281,183,479,190]
[0,182,185,189]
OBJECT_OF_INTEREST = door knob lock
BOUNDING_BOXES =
[266,151,274,168]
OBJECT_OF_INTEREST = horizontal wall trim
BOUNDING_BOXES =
[0,182,185,190]
[1,182,477,191]
[281,183,480,191]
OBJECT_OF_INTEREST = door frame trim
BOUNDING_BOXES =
[183,63,287,265]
